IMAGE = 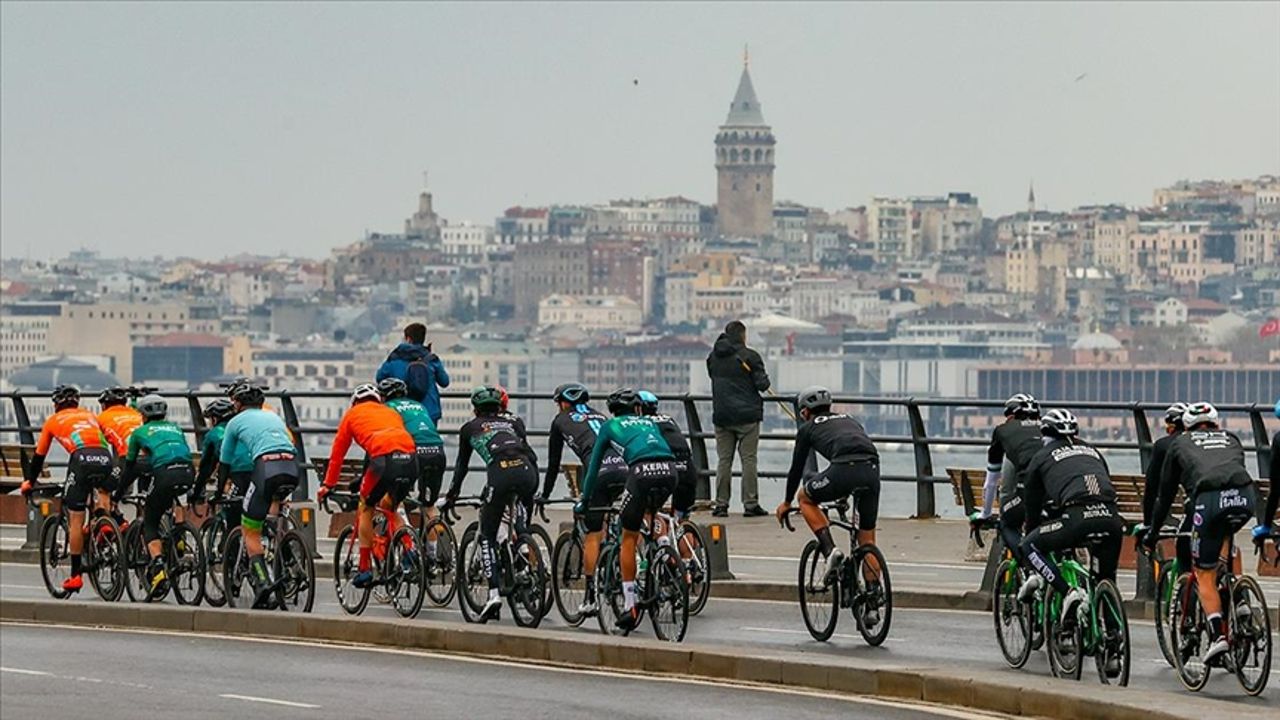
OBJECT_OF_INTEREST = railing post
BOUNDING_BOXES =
[905,398,936,519]
[682,395,711,504]
[1132,404,1154,473]
[276,390,317,554]
[1248,404,1272,479]
[186,392,207,445]
[13,393,43,550]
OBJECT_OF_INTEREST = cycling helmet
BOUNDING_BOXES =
[470,385,504,410]
[1003,393,1039,418]
[137,394,168,421]
[223,375,254,395]
[1182,402,1218,430]
[1040,408,1079,437]
[228,382,265,407]
[637,390,659,415]
[797,385,833,412]
[351,383,381,404]
[1163,402,1190,429]
[606,387,640,415]
[51,384,81,409]
[553,383,590,405]
[98,387,129,407]
[202,398,236,424]
[377,377,408,400]
[1274,398,1279,420]
[497,385,510,411]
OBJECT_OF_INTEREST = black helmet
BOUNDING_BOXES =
[553,383,590,405]
[137,394,168,421]
[1040,409,1079,437]
[202,398,236,424]
[1163,402,1190,429]
[51,385,81,408]
[606,387,640,415]
[377,377,408,400]
[1004,393,1040,418]
[98,387,129,407]
[229,382,265,407]
[470,385,503,410]
[223,376,255,397]
[797,385,833,412]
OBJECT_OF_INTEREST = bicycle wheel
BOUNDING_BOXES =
[993,558,1032,669]
[275,529,316,613]
[1230,575,1272,696]
[332,525,370,615]
[1092,580,1130,686]
[551,531,587,626]
[1153,560,1177,668]
[201,515,229,608]
[456,523,489,623]
[1045,587,1083,681]
[387,527,426,619]
[39,515,72,599]
[508,533,547,628]
[1170,572,1210,691]
[87,515,124,602]
[797,540,838,642]
[851,543,892,646]
[221,526,253,609]
[122,522,151,603]
[528,523,556,619]
[678,520,711,616]
[422,517,457,607]
[168,521,206,606]
[647,545,689,642]
[595,543,626,636]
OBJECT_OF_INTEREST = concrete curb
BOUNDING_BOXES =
[0,598,1256,720]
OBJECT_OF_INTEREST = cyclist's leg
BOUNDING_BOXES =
[62,455,93,579]
[419,449,446,547]
[358,455,393,573]
[1019,508,1083,598]
[1084,503,1125,585]
[671,460,697,559]
[850,461,882,578]
[1191,487,1254,640]
[618,471,649,609]
[224,471,250,528]
[1174,509,1193,575]
[800,463,858,559]
[380,452,417,549]
[479,466,519,596]
[999,497,1027,562]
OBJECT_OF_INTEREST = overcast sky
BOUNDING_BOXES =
[2,2,1277,261]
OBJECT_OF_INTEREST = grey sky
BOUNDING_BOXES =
[2,2,1277,260]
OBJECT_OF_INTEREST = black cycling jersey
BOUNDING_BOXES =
[650,414,691,460]
[987,417,1043,478]
[1023,437,1116,532]
[785,412,878,502]
[448,413,536,500]
[1141,433,1177,525]
[1151,429,1253,532]
[542,404,624,497]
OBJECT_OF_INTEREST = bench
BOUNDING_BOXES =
[313,457,368,537]
[0,444,50,492]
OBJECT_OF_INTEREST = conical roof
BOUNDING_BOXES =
[724,66,766,127]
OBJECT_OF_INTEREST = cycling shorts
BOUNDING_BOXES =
[583,467,629,533]
[803,459,881,530]
[242,453,299,529]
[619,460,676,533]
[63,447,115,511]
[359,451,417,507]
[671,460,698,516]
[1191,485,1256,570]
[144,462,195,543]
[416,445,447,504]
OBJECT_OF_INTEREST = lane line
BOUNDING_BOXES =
[741,625,905,643]
[0,584,47,590]
[0,666,52,676]
[219,693,320,709]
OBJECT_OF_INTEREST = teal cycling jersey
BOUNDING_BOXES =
[220,408,295,466]
[386,398,444,447]
[126,420,193,468]
[580,414,673,500]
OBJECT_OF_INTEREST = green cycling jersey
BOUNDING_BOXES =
[580,414,673,501]
[386,397,444,447]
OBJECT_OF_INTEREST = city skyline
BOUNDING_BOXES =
[2,2,1278,260]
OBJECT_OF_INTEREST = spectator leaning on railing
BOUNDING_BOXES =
[706,320,771,518]
[376,322,450,424]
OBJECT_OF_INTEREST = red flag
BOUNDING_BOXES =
[1261,318,1280,339]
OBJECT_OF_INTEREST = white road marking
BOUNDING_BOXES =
[220,693,320,709]
[741,625,905,642]
[0,666,52,676]
[1,664,150,688]
[0,584,47,590]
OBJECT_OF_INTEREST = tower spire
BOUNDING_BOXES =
[743,44,749,68]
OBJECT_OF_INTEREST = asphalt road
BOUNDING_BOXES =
[0,624,1002,720]
[1,562,1275,706]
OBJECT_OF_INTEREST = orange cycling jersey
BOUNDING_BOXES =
[97,405,144,456]
[322,402,415,489]
[35,408,109,455]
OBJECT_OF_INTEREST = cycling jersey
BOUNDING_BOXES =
[195,424,228,497]
[322,402,416,490]
[1022,438,1116,530]
[447,413,537,500]
[97,405,143,457]
[386,397,444,447]
[123,420,193,489]
[1141,433,1177,525]
[1151,429,1254,532]
[580,415,673,503]
[649,413,692,461]
[34,408,108,456]
[220,409,296,467]
[542,404,625,497]
[784,412,878,503]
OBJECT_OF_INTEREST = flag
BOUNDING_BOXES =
[1261,318,1280,339]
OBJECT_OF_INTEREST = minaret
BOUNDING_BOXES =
[715,48,776,238]
[406,171,440,240]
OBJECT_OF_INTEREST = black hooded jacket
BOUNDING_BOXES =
[705,333,770,427]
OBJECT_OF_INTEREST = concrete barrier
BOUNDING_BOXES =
[0,598,1260,720]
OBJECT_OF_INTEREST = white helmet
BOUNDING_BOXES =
[1181,402,1218,430]
[351,383,381,404]
[1040,408,1079,437]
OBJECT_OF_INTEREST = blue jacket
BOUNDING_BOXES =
[376,342,450,422]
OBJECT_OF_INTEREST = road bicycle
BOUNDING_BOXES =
[1134,525,1192,668]
[323,490,426,618]
[972,516,1044,668]
[452,496,548,628]
[782,493,892,646]
[403,494,459,608]
[119,493,204,605]
[197,494,243,608]
[28,483,125,602]
[1037,536,1131,686]
[221,495,315,612]
[594,493,690,642]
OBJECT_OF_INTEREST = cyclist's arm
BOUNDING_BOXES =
[1141,440,1167,526]
[1022,460,1046,533]
[579,422,613,502]
[541,423,565,499]
[196,435,219,488]
[444,432,472,501]
[1149,446,1181,531]
[321,415,354,490]
[1261,433,1279,526]
[120,433,142,490]
[982,432,1003,517]
[25,422,56,482]
[783,425,812,504]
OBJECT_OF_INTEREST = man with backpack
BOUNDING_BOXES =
[377,322,450,424]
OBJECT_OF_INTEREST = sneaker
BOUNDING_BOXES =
[710,507,728,518]
[822,549,844,586]
[742,506,768,518]
[352,569,376,589]
[61,574,84,593]
[1103,653,1122,678]
[1017,574,1044,604]
[1203,636,1230,666]
[615,606,641,634]
[146,560,168,600]
[1060,587,1087,625]
[479,596,502,624]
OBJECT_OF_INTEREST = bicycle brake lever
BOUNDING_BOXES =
[781,511,795,533]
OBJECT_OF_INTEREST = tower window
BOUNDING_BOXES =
[754,149,762,163]
[730,149,739,162]
[756,183,762,191]
[732,183,739,191]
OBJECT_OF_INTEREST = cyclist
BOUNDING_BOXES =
[1019,409,1124,624]
[442,386,540,623]
[97,386,143,476]
[638,390,696,521]
[577,387,677,633]
[194,399,239,516]
[774,386,880,587]
[20,385,114,594]
[972,393,1043,562]
[1144,402,1257,664]
[218,382,300,606]
[540,383,628,615]
[378,377,447,561]
[1251,398,1280,546]
[317,384,419,589]
[118,395,196,596]
[1134,403,1191,572]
